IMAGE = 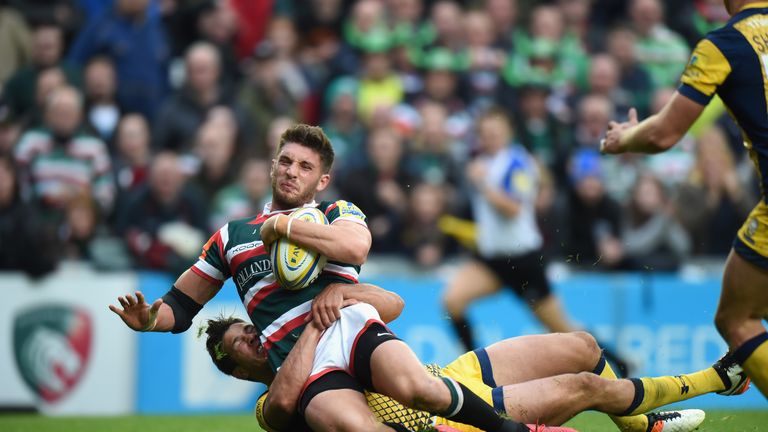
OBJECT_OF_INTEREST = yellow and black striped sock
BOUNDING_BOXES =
[593,354,649,432]
[733,332,768,398]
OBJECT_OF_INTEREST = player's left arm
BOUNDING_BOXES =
[282,218,372,265]
[261,203,372,265]
[257,320,325,431]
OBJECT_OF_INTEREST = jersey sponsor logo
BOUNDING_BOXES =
[235,258,273,290]
[226,240,264,264]
[229,241,262,256]
[13,305,92,403]
[337,201,365,220]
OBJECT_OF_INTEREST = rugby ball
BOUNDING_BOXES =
[270,207,328,291]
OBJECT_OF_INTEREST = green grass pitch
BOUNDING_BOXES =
[1,411,767,432]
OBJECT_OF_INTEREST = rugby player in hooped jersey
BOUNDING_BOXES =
[110,124,537,432]
[602,0,768,400]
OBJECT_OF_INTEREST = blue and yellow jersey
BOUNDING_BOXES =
[680,2,768,200]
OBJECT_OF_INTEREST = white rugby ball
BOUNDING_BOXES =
[270,207,328,291]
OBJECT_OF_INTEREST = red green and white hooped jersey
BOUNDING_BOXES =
[191,200,368,371]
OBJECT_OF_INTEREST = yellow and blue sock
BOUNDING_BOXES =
[593,353,649,432]
[620,367,725,416]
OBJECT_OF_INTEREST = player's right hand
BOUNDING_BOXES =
[109,291,163,332]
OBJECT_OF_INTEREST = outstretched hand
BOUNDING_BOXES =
[600,108,639,154]
[109,291,163,332]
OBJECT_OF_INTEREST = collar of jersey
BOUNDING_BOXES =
[739,1,768,12]
[261,200,318,215]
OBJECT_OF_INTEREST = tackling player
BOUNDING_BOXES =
[204,313,749,432]
[602,0,768,399]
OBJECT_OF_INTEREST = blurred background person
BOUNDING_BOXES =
[13,85,114,221]
[675,126,756,256]
[605,26,653,118]
[0,2,31,85]
[191,121,239,205]
[628,0,690,90]
[339,128,413,254]
[0,99,22,156]
[622,172,691,271]
[563,148,624,270]
[208,157,271,232]
[112,113,151,216]
[320,76,366,177]
[68,0,169,120]
[82,56,120,142]
[238,40,302,145]
[117,151,207,274]
[0,154,58,277]
[401,181,457,269]
[4,23,80,121]
[153,42,249,153]
[513,81,570,185]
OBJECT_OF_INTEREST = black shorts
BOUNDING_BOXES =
[298,322,399,415]
[475,249,552,303]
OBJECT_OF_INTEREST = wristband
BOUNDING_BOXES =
[274,214,283,237]
[286,217,294,240]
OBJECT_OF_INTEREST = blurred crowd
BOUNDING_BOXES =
[0,0,758,277]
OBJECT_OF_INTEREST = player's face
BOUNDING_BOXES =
[222,322,271,382]
[270,142,330,210]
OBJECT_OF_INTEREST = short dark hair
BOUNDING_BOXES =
[278,124,335,173]
[204,315,245,376]
[477,107,513,129]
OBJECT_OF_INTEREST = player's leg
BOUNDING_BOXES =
[480,332,715,431]
[497,372,633,425]
[499,367,726,427]
[715,249,768,398]
[443,258,502,350]
[301,372,400,432]
[481,331,602,385]
[505,252,576,334]
[365,338,528,432]
[529,294,574,334]
[475,332,652,431]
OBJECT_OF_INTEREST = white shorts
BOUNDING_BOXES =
[299,303,386,385]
